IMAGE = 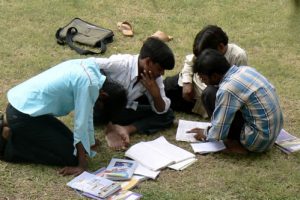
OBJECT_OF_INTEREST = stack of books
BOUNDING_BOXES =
[275,129,300,154]
[67,158,143,200]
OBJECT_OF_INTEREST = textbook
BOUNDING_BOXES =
[275,129,300,154]
[93,167,147,191]
[104,158,138,181]
[67,171,121,199]
[191,141,226,154]
[125,136,195,171]
[176,119,211,142]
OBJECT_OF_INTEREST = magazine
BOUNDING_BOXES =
[104,158,138,181]
[67,171,121,199]
[275,129,300,154]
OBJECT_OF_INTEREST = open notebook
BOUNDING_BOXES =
[125,136,195,171]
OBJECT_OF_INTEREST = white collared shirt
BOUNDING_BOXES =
[95,54,170,114]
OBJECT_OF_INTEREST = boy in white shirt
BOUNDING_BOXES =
[94,37,175,150]
[164,25,247,118]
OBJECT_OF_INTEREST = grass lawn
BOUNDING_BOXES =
[0,0,300,199]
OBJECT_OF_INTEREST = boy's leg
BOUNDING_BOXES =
[164,74,195,113]
[3,104,78,166]
[112,105,175,134]
[201,89,247,153]
[201,85,218,118]
[105,105,174,150]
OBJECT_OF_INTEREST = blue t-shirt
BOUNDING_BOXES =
[7,58,106,157]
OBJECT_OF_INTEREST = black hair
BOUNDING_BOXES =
[95,78,127,122]
[139,37,175,70]
[193,49,231,76]
[193,25,229,57]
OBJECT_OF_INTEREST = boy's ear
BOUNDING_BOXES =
[99,90,109,100]
[217,43,226,54]
[211,73,223,83]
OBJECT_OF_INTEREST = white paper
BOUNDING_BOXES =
[147,136,195,163]
[134,163,160,179]
[125,141,174,171]
[168,158,197,171]
[125,136,195,171]
[191,141,226,154]
[176,119,211,142]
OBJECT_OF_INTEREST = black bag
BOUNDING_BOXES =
[56,18,114,55]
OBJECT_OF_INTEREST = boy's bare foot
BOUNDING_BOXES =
[105,123,130,151]
[223,139,248,154]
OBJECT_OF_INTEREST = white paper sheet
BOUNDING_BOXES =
[176,119,211,142]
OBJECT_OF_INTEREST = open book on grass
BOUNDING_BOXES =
[176,119,211,142]
[125,136,195,171]
[275,129,300,154]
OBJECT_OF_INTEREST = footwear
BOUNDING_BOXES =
[151,30,173,42]
[117,21,134,37]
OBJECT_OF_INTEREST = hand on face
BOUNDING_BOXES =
[140,70,161,97]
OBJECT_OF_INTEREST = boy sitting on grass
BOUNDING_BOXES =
[188,49,283,153]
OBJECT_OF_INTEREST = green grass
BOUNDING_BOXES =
[1,0,300,199]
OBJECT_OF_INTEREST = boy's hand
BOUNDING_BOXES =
[187,128,207,141]
[140,70,160,97]
[59,166,85,176]
[182,83,195,102]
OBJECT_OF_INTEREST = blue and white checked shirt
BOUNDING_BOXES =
[7,58,106,157]
[207,66,283,152]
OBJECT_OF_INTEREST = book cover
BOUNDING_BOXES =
[67,171,121,198]
[104,158,138,181]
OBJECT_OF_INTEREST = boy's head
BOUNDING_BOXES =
[193,25,229,57]
[95,78,127,122]
[193,49,230,85]
[139,37,175,78]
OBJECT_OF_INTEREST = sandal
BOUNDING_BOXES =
[117,21,134,37]
[151,30,173,42]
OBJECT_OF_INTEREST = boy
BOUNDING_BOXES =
[94,37,175,150]
[164,25,247,118]
[188,49,283,153]
[0,58,127,176]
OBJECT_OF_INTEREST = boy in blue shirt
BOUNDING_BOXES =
[0,58,127,176]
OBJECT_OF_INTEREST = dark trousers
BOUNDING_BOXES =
[95,103,175,134]
[3,104,78,166]
[163,74,195,113]
[202,86,244,140]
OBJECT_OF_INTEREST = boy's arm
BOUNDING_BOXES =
[59,142,88,176]
[140,70,166,112]
[179,54,196,101]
